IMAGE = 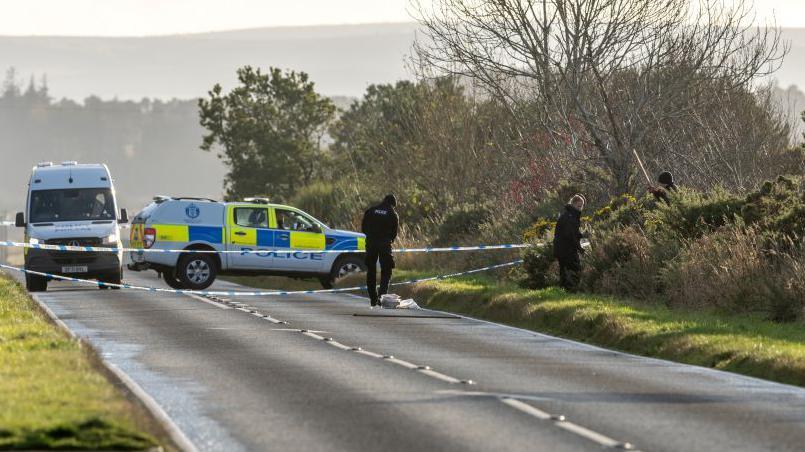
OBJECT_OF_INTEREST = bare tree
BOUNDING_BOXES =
[413,0,788,193]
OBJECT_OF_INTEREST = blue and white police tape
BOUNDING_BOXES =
[0,221,14,226]
[0,260,523,297]
[0,240,531,254]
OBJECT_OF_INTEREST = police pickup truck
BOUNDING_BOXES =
[127,197,366,290]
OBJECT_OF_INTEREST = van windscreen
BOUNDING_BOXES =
[30,188,115,223]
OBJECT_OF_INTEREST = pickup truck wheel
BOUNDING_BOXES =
[163,271,186,290]
[177,254,217,290]
[25,273,48,292]
[324,255,366,288]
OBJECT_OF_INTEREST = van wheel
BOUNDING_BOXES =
[324,255,366,288]
[99,269,123,290]
[177,254,217,290]
[26,273,48,292]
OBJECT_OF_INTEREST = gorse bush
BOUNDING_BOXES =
[434,204,493,246]
[521,240,557,289]
[646,187,745,240]
[290,182,364,229]
[661,227,805,320]
[581,226,661,299]
[523,175,805,322]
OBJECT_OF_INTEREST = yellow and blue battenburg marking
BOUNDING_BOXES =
[152,224,224,244]
[149,223,364,251]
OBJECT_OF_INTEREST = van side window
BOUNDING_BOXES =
[234,207,268,229]
[275,209,318,232]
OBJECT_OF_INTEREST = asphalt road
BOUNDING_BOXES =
[9,269,805,452]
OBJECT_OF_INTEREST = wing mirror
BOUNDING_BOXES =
[118,208,129,224]
[15,212,25,227]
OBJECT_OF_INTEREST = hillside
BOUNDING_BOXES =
[0,23,417,100]
[0,24,803,101]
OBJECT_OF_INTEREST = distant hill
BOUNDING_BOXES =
[775,28,805,91]
[0,24,803,101]
[0,23,418,100]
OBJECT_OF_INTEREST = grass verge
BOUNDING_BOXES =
[394,274,805,387]
[224,269,805,386]
[0,273,161,450]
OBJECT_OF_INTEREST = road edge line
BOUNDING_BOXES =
[26,289,197,452]
[105,362,198,452]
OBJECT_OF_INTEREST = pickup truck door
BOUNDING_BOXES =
[225,205,277,270]
[271,208,327,271]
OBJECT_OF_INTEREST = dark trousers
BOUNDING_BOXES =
[557,253,581,291]
[366,241,395,302]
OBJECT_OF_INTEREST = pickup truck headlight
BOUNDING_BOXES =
[28,237,40,245]
[103,233,118,245]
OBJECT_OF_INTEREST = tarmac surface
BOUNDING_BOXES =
[11,269,805,452]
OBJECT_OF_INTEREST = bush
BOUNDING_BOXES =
[660,226,804,321]
[434,204,492,246]
[520,240,558,289]
[289,182,364,229]
[518,175,805,322]
[646,187,745,240]
[522,218,556,242]
[741,176,805,238]
[581,226,661,299]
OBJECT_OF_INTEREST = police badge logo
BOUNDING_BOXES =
[185,204,200,219]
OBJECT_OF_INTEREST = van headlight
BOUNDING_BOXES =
[103,233,118,244]
[29,237,40,245]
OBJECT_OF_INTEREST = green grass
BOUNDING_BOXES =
[394,274,805,387]
[0,274,160,450]
[225,268,805,386]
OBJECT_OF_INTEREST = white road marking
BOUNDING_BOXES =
[355,349,385,359]
[325,340,353,351]
[106,363,198,452]
[441,390,636,449]
[184,283,475,389]
[385,357,420,370]
[418,368,463,384]
[500,397,552,420]
[302,331,326,340]
[271,328,328,333]
[185,293,231,310]
[555,421,632,449]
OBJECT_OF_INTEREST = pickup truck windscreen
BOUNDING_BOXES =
[30,188,115,223]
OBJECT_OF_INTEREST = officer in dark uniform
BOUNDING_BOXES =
[553,194,585,291]
[649,171,678,204]
[361,194,399,307]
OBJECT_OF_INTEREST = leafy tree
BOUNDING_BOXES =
[330,77,527,225]
[199,66,335,201]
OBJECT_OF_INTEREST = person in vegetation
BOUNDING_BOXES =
[553,194,586,291]
[649,171,678,204]
[361,194,399,307]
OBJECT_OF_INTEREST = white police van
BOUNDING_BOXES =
[16,162,128,292]
[127,197,367,290]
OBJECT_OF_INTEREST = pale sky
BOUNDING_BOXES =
[1,0,804,37]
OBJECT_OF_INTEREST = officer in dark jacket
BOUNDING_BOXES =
[361,194,399,307]
[553,194,585,291]
[649,171,678,204]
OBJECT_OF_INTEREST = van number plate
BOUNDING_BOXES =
[62,266,88,273]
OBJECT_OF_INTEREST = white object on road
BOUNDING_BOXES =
[381,293,420,309]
